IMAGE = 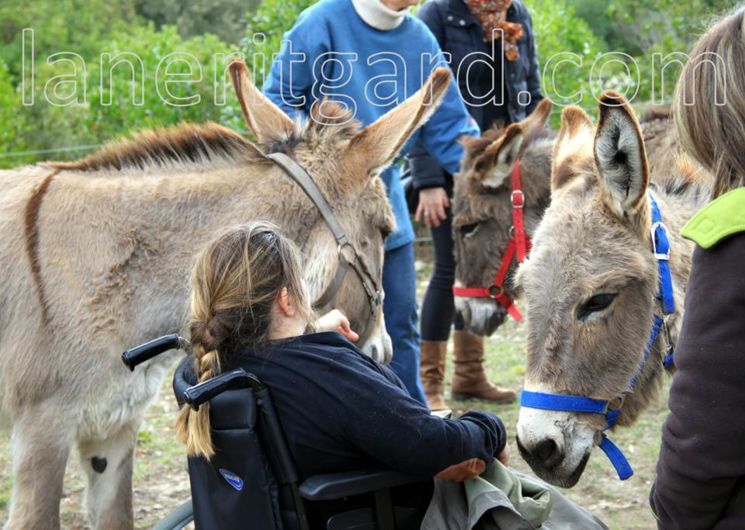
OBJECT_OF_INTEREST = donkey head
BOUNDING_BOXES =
[515,93,663,487]
[229,61,452,362]
[452,99,553,335]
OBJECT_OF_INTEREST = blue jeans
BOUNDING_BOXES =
[383,243,427,405]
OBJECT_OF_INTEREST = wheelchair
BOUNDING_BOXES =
[123,335,433,530]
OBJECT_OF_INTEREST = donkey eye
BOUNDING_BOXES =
[460,223,480,237]
[577,293,617,321]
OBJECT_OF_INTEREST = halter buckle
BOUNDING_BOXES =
[650,221,670,261]
[488,285,504,299]
[511,190,525,209]
[337,241,356,263]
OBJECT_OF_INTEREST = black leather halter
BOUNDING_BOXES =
[266,153,382,323]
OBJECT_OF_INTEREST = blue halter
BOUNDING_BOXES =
[520,193,676,480]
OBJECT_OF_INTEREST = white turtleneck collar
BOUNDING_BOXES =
[351,0,408,31]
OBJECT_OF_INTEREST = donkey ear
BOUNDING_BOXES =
[474,124,523,189]
[345,67,452,177]
[521,98,553,137]
[551,106,594,191]
[594,91,649,218]
[229,60,294,143]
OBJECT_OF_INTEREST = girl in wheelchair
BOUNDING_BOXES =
[176,221,506,482]
[172,221,605,529]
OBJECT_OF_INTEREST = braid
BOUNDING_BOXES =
[176,315,226,458]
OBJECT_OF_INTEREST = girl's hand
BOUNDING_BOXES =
[314,310,360,342]
[435,458,486,481]
[497,444,510,466]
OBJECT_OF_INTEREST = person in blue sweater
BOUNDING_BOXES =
[262,0,479,405]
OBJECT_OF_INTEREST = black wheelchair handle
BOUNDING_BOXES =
[183,368,266,410]
[121,334,186,371]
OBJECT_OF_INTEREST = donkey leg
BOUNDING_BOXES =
[4,406,75,530]
[77,421,139,530]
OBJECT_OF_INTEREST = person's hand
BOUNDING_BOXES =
[314,309,359,342]
[497,444,510,466]
[415,187,449,228]
[435,458,486,481]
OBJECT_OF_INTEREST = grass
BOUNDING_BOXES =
[0,258,669,529]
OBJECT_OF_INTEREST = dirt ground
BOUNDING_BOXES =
[0,259,670,529]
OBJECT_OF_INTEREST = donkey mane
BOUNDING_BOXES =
[655,156,710,201]
[50,123,258,173]
[640,105,671,123]
[50,101,360,174]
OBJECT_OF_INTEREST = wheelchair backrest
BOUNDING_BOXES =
[173,356,301,530]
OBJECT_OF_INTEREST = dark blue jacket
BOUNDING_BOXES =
[227,332,506,477]
[410,0,543,190]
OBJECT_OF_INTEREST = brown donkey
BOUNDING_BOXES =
[514,93,709,487]
[452,103,680,336]
[0,63,452,529]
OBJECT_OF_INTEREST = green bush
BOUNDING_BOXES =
[241,0,317,88]
[134,0,262,44]
[525,0,607,119]
[87,24,232,139]
[570,0,741,106]
[0,64,29,166]
[2,0,740,168]
[1,22,233,167]
[0,0,140,81]
[608,0,741,104]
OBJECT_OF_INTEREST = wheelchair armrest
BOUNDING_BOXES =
[298,469,427,501]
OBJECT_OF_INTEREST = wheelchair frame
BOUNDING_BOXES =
[123,335,430,530]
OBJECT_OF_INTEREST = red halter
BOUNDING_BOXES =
[452,159,531,322]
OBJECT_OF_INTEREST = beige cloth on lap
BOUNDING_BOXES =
[421,460,607,530]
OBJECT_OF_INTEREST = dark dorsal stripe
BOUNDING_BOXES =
[24,169,60,322]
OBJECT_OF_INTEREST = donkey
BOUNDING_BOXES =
[452,102,680,336]
[514,92,709,487]
[0,62,452,529]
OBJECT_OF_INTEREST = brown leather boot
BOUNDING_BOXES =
[420,340,448,411]
[451,330,517,403]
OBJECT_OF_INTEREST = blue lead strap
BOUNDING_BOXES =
[649,194,676,316]
[519,390,608,414]
[663,352,675,369]
[628,315,664,390]
[650,193,676,367]
[599,435,634,480]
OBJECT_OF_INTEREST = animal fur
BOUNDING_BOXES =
[452,101,688,336]
[0,62,452,530]
[514,92,709,487]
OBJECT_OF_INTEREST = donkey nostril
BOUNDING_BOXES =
[534,439,562,469]
[370,345,379,361]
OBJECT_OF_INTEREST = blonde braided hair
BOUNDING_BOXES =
[176,222,313,458]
